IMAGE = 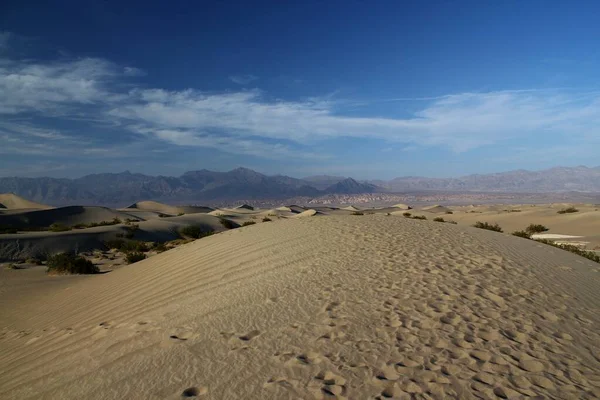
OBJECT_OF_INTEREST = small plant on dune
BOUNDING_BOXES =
[473,221,503,232]
[535,239,600,264]
[242,221,256,226]
[219,217,238,229]
[412,215,427,220]
[262,217,272,222]
[49,223,71,232]
[512,230,532,239]
[445,211,454,214]
[351,211,364,215]
[0,225,18,234]
[177,212,185,216]
[433,217,445,222]
[446,220,458,224]
[47,252,99,274]
[158,213,169,218]
[104,238,125,250]
[557,207,579,214]
[6,263,21,270]
[123,224,139,239]
[125,252,146,264]
[525,224,549,234]
[152,242,168,253]
[26,258,43,265]
[120,240,149,252]
[181,225,215,239]
[402,212,412,217]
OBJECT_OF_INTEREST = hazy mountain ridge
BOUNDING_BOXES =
[370,166,600,192]
[0,166,599,206]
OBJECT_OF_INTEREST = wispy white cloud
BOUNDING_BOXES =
[1,33,600,161]
[229,74,258,85]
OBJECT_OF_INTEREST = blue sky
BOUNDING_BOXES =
[1,0,599,179]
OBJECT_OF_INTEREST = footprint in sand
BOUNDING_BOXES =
[239,330,261,341]
[181,386,207,397]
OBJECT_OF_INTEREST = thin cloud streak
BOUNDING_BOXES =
[1,36,599,159]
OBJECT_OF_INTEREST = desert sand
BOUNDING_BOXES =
[0,193,52,210]
[1,211,599,399]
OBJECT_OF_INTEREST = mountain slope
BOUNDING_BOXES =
[325,178,382,194]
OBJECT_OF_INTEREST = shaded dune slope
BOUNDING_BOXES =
[1,216,599,399]
[0,193,51,210]
[0,206,140,229]
[126,201,213,215]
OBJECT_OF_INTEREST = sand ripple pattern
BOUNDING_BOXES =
[1,215,599,399]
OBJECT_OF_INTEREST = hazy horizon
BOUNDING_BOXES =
[0,164,599,182]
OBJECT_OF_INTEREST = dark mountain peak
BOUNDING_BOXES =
[325,177,381,194]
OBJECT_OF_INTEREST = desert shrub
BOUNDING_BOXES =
[72,223,87,229]
[0,225,18,234]
[177,212,185,216]
[104,239,125,250]
[433,217,445,222]
[447,220,458,224]
[504,209,522,213]
[242,221,256,226]
[125,252,146,264]
[351,211,364,215]
[124,218,138,225]
[219,218,238,229]
[557,207,579,214]
[6,263,21,270]
[47,252,99,274]
[120,240,149,252]
[124,224,139,239]
[473,221,503,232]
[512,230,532,239]
[412,215,427,220]
[525,224,549,234]
[152,242,168,253]
[26,258,43,265]
[402,212,412,217]
[262,217,272,222]
[49,223,71,232]
[181,225,214,239]
[535,239,599,264]
[158,213,169,218]
[104,239,148,252]
[445,211,454,214]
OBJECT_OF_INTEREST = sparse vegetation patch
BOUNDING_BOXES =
[125,252,146,264]
[262,217,272,222]
[180,225,215,239]
[49,223,71,232]
[351,211,364,215]
[473,221,503,232]
[433,217,445,222]
[557,207,579,214]
[525,224,549,234]
[411,215,427,220]
[47,252,99,274]
[242,221,257,226]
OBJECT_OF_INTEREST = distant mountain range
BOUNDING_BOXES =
[0,166,599,206]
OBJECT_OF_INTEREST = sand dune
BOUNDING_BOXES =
[0,213,232,261]
[126,200,213,215]
[0,193,51,210]
[392,203,412,210]
[0,206,140,230]
[421,204,452,214]
[1,215,599,399]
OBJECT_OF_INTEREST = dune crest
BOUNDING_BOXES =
[0,193,51,210]
[1,215,599,399]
